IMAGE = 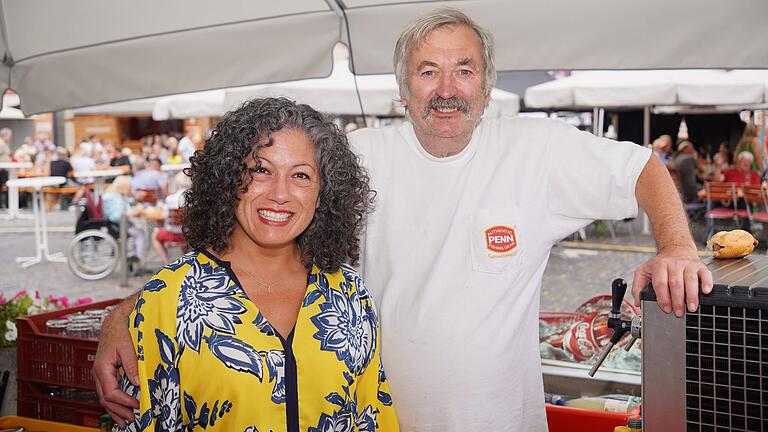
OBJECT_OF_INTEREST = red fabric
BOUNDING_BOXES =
[723,168,761,186]
[156,229,184,244]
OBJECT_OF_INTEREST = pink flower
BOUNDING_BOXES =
[35,291,40,299]
[73,297,93,307]
[0,295,6,305]
[13,290,28,300]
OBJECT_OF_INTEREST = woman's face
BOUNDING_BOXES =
[232,128,321,252]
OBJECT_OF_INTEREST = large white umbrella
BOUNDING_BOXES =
[3,0,766,114]
[524,70,767,109]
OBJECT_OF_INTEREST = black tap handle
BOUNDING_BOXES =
[611,279,627,315]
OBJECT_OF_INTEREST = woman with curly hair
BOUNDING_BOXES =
[115,98,398,431]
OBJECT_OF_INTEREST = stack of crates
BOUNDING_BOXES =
[15,299,121,428]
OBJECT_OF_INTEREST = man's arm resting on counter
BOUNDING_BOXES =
[632,155,713,316]
[92,293,140,427]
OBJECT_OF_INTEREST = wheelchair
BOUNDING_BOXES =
[66,194,130,280]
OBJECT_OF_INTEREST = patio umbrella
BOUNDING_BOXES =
[2,0,766,114]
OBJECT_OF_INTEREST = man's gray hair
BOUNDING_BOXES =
[393,7,497,99]
[0,128,12,137]
[738,150,755,161]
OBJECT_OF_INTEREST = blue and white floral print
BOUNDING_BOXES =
[124,252,397,431]
[177,260,246,353]
[310,268,377,376]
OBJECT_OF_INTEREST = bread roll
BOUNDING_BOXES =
[706,230,758,259]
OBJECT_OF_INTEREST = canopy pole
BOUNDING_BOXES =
[592,107,599,135]
[642,105,652,235]
[643,106,651,146]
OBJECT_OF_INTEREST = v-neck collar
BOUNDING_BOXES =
[198,249,319,343]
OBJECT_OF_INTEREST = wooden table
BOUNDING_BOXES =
[0,161,33,220]
[6,176,67,268]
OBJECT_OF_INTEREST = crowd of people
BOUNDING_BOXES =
[653,123,767,237]
[658,123,767,203]
[0,127,197,275]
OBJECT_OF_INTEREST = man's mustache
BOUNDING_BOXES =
[422,96,471,118]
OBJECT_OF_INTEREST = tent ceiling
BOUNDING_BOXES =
[2,0,767,114]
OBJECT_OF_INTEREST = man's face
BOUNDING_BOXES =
[737,157,752,173]
[402,24,490,148]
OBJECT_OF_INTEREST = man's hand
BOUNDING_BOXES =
[631,247,713,317]
[92,297,139,428]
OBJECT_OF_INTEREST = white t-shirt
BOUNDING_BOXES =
[178,137,196,161]
[349,117,651,431]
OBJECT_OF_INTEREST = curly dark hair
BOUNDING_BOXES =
[182,97,375,272]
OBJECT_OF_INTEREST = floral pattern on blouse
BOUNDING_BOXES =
[118,251,397,432]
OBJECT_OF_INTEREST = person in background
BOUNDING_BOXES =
[150,141,168,164]
[46,147,76,210]
[32,132,54,154]
[673,141,701,203]
[70,145,97,184]
[34,145,54,174]
[102,175,147,274]
[651,134,673,165]
[721,151,761,186]
[734,124,763,172]
[0,128,12,208]
[165,144,183,165]
[131,157,168,204]
[14,137,37,163]
[177,129,196,162]
[0,128,13,162]
[107,144,132,173]
[150,172,191,264]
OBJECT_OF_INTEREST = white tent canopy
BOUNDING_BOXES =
[524,70,768,109]
[3,0,767,114]
[80,46,520,120]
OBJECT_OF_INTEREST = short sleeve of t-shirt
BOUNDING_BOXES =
[545,121,651,221]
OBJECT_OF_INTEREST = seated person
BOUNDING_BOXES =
[151,172,191,264]
[721,151,761,186]
[102,176,147,273]
[131,157,168,204]
[46,147,78,210]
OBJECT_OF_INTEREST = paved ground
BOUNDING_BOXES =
[0,208,161,303]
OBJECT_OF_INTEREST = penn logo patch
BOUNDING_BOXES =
[485,226,517,253]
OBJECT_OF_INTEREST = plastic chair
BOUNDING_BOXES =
[136,188,159,205]
[704,182,739,240]
[737,185,768,235]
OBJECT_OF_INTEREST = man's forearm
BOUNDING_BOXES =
[103,292,139,330]
[636,155,696,253]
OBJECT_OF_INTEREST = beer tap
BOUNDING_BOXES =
[588,278,642,377]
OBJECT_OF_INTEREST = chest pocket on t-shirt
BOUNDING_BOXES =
[470,207,524,273]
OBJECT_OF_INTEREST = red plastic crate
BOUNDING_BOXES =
[16,299,122,427]
[546,404,631,432]
[16,381,105,428]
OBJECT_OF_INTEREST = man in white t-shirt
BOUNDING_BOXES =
[178,131,196,162]
[92,8,712,431]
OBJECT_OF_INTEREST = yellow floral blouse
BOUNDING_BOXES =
[118,250,398,432]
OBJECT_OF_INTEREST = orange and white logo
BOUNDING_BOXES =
[485,225,517,253]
